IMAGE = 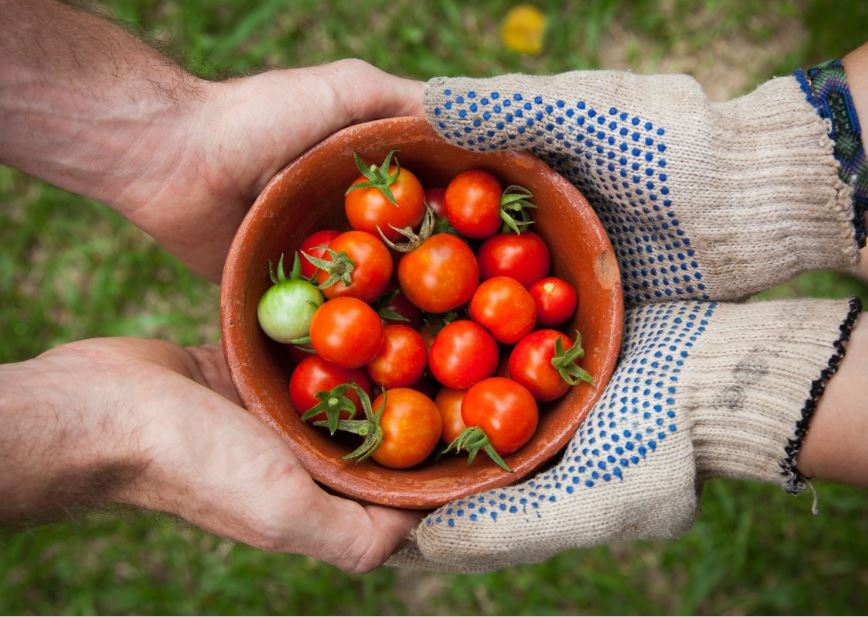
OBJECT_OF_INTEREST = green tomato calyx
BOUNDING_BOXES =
[269,251,304,285]
[345,150,402,206]
[500,184,537,235]
[312,384,386,463]
[443,426,513,473]
[377,205,435,253]
[302,383,358,435]
[551,330,595,386]
[374,289,410,323]
[301,247,355,291]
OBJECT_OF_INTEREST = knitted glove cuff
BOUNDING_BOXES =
[688,298,862,491]
[796,60,868,248]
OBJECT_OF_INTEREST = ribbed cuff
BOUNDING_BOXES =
[796,60,868,248]
[688,299,861,490]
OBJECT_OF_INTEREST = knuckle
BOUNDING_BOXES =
[336,534,386,574]
[329,57,374,76]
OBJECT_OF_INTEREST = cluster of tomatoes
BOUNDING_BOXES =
[257,151,592,471]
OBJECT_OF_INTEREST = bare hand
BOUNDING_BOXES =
[1,338,421,572]
[121,60,423,281]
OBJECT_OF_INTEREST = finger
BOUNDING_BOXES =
[183,343,243,405]
[320,58,424,122]
[292,485,423,573]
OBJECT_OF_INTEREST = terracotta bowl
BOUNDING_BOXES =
[221,116,623,509]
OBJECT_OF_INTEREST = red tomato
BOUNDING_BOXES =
[345,164,425,241]
[444,170,503,239]
[425,187,447,219]
[530,277,578,327]
[434,388,467,444]
[371,388,442,469]
[509,330,574,401]
[309,297,384,368]
[366,324,427,388]
[377,286,422,328]
[289,356,372,420]
[462,377,538,455]
[298,229,341,279]
[429,320,498,389]
[419,322,437,353]
[397,234,479,313]
[477,231,551,287]
[314,231,392,302]
[412,376,439,400]
[469,276,537,344]
[285,344,314,366]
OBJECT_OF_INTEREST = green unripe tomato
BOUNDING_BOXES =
[256,252,325,343]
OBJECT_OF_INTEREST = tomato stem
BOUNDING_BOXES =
[377,205,435,253]
[500,185,537,235]
[269,251,308,284]
[301,383,360,434]
[312,384,387,463]
[443,426,513,473]
[551,330,595,386]
[345,150,402,206]
[301,247,355,291]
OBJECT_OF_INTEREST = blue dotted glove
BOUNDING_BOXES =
[389,298,859,572]
[425,70,861,305]
[388,67,866,572]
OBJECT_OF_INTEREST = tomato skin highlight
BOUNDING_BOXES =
[462,377,538,455]
[345,165,425,241]
[315,230,393,302]
[366,324,427,388]
[309,297,384,369]
[508,329,573,401]
[429,320,498,389]
[289,356,371,421]
[371,388,442,469]
[298,229,341,279]
[530,277,578,327]
[398,234,479,313]
[434,387,468,444]
[469,276,537,344]
[444,170,503,239]
[477,231,551,287]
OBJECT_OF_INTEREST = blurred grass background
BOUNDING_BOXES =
[2,0,868,614]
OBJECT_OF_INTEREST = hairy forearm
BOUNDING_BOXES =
[0,0,204,214]
[0,351,144,522]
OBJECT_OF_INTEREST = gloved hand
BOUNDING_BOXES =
[424,64,865,304]
[388,63,867,572]
[390,298,860,572]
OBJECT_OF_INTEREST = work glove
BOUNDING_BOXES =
[389,61,867,572]
[424,61,866,304]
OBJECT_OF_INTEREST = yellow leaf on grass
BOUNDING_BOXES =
[500,4,547,55]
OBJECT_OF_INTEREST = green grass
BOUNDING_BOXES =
[2,0,868,614]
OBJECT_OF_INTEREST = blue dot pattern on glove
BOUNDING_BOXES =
[425,301,717,528]
[432,89,708,305]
